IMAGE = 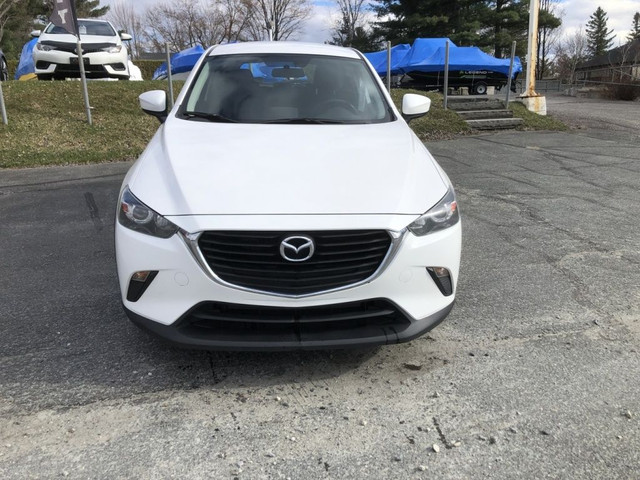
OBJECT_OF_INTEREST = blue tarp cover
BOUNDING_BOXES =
[365,38,522,78]
[363,43,411,76]
[152,45,205,80]
[15,38,38,80]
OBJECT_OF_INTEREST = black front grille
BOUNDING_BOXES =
[177,299,411,343]
[198,230,392,295]
[54,64,107,74]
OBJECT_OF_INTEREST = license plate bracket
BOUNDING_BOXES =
[70,57,90,65]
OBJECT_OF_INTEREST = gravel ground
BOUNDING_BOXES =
[1,125,639,479]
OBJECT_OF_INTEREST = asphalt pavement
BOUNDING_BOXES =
[1,121,639,478]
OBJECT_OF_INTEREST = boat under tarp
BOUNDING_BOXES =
[15,38,38,80]
[363,43,411,76]
[153,45,205,80]
[364,38,521,79]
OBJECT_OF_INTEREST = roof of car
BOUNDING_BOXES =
[208,42,361,59]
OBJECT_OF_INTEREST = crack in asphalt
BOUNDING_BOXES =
[207,352,223,385]
[432,417,452,449]
[84,192,104,232]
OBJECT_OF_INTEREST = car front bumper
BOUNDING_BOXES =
[33,49,129,78]
[124,300,454,351]
[116,216,461,350]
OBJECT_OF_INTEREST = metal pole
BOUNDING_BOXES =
[76,39,92,125]
[165,43,174,109]
[0,80,7,125]
[524,0,540,96]
[443,40,450,109]
[386,41,391,92]
[505,41,516,107]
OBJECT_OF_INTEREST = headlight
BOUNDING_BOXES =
[408,188,459,236]
[102,45,122,53]
[118,186,179,238]
[36,43,56,52]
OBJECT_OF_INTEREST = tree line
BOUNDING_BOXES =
[1,0,639,82]
[0,0,312,58]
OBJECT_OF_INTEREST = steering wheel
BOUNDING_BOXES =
[314,99,358,115]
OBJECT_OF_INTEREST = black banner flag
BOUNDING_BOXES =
[50,0,79,36]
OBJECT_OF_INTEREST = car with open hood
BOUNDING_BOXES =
[115,41,461,350]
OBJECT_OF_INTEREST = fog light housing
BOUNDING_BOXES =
[427,267,453,296]
[127,271,158,302]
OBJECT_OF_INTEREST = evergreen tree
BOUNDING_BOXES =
[481,0,529,58]
[628,12,640,41]
[0,0,47,58]
[372,0,488,47]
[585,6,615,57]
[332,26,381,52]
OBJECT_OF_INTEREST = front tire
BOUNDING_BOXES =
[37,74,53,81]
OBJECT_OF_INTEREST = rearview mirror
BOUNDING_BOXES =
[139,90,168,123]
[120,32,132,41]
[271,67,305,78]
[30,30,41,38]
[401,94,431,122]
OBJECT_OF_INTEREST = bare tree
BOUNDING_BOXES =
[609,40,640,83]
[245,0,311,41]
[217,0,257,42]
[107,0,144,59]
[555,27,588,83]
[536,0,562,79]
[0,0,21,44]
[332,0,366,47]
[144,0,228,51]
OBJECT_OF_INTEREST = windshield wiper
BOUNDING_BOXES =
[264,118,345,124]
[181,111,237,123]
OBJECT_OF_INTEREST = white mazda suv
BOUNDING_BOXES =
[32,19,130,80]
[115,42,461,350]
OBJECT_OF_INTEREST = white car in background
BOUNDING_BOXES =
[32,18,131,80]
[116,42,461,350]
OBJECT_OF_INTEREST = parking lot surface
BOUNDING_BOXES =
[1,127,639,478]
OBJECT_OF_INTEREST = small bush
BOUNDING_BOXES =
[607,82,640,101]
[134,60,164,81]
[7,59,18,79]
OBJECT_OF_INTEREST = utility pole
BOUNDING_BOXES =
[519,0,547,115]
[524,0,539,97]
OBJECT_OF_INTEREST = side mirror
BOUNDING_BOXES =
[30,30,41,38]
[120,32,132,41]
[401,94,431,122]
[139,90,168,123]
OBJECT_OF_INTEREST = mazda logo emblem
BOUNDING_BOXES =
[280,235,315,262]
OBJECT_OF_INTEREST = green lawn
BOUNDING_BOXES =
[0,81,563,169]
[0,81,165,168]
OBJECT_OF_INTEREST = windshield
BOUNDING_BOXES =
[180,54,394,124]
[45,20,116,36]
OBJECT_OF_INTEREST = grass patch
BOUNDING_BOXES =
[390,88,470,140]
[0,80,168,168]
[509,101,567,131]
[0,81,563,169]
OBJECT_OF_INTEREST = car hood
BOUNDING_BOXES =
[128,118,449,216]
[39,32,119,46]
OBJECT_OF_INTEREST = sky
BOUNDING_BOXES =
[559,0,640,43]
[101,0,640,46]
